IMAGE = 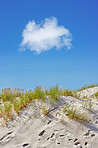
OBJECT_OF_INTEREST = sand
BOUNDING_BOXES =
[0,87,98,148]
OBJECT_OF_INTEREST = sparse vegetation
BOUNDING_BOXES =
[46,85,59,104]
[63,103,70,112]
[13,99,20,114]
[63,104,88,122]
[82,95,88,99]
[60,116,64,123]
[82,100,93,112]
[34,86,45,100]
[42,105,49,115]
[88,100,93,111]
[94,92,98,98]
[1,88,21,102]
[91,92,98,101]
[0,102,13,124]
[67,108,88,122]
[0,83,97,125]
[77,83,98,92]
[63,89,73,96]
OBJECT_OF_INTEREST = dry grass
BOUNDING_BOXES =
[0,84,95,124]
[82,100,93,111]
[41,105,49,115]
[63,104,88,122]
[77,83,98,92]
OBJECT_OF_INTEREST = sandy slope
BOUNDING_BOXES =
[0,88,98,148]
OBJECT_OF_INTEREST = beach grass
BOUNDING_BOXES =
[42,105,49,115]
[63,104,88,122]
[0,84,97,125]
[77,83,98,92]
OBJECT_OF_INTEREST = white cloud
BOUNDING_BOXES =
[20,17,72,54]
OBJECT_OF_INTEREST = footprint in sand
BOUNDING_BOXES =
[95,121,98,124]
[51,133,55,138]
[39,130,46,136]
[68,138,73,141]
[23,143,30,148]
[74,141,80,145]
[57,142,60,144]
[47,133,55,141]
[84,130,90,137]
[59,134,65,137]
[85,141,88,146]
[74,138,78,142]
[47,120,52,125]
[91,133,95,137]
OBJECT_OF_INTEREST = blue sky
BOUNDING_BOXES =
[0,0,98,90]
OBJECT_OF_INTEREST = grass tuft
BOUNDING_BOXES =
[77,83,98,92]
[42,105,49,115]
[63,104,88,122]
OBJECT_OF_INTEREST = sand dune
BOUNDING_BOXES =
[0,87,98,148]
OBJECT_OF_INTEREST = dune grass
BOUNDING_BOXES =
[94,92,98,98]
[91,92,98,100]
[0,86,60,124]
[82,95,88,99]
[82,100,93,112]
[63,104,88,122]
[0,101,13,124]
[77,83,98,92]
[41,105,49,115]
[0,83,96,125]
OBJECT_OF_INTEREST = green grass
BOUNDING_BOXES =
[0,102,13,124]
[0,83,96,125]
[82,100,93,112]
[48,85,59,103]
[63,104,88,122]
[41,105,49,115]
[13,99,20,114]
[67,108,88,122]
[77,83,98,92]
[93,92,98,98]
[1,88,25,102]
[91,92,98,101]
[63,103,70,112]
[82,95,88,99]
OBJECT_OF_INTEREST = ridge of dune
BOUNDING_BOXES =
[0,87,98,148]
